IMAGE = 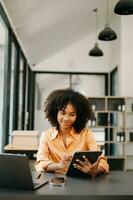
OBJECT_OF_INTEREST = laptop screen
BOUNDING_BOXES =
[0,153,48,190]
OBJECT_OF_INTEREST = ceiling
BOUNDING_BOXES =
[2,0,118,69]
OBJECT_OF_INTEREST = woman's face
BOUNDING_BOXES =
[57,103,77,130]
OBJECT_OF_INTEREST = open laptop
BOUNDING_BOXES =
[0,153,49,190]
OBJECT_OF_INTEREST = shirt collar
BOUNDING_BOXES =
[50,127,58,140]
[50,127,77,140]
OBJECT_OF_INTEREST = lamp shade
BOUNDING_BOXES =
[114,0,133,15]
[98,26,117,41]
[89,43,103,57]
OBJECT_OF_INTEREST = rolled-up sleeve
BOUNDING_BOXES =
[98,155,109,173]
[86,129,109,173]
[35,132,54,172]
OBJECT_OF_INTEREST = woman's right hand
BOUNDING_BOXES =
[45,154,72,172]
[59,154,72,169]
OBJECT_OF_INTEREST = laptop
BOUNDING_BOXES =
[0,153,49,190]
[66,151,102,178]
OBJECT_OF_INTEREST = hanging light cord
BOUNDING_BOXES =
[106,0,109,27]
[93,8,98,43]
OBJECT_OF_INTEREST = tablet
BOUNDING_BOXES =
[66,151,102,178]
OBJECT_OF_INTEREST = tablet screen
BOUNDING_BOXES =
[66,151,102,177]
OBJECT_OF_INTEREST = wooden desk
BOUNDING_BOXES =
[4,144,38,158]
[0,171,133,200]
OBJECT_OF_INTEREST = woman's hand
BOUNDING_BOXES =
[45,154,72,172]
[73,155,104,178]
[59,154,72,169]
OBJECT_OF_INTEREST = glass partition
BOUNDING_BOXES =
[8,42,17,143]
[18,56,24,130]
[71,74,105,96]
[34,74,70,131]
[34,73,107,132]
[24,66,29,130]
[0,17,8,151]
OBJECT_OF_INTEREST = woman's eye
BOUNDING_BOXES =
[70,113,76,117]
[59,111,76,117]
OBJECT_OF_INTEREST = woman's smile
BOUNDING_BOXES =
[57,103,77,130]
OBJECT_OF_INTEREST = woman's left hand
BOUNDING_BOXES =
[73,155,103,178]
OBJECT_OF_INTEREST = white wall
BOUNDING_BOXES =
[34,34,111,73]
[109,14,121,95]
[33,14,121,75]
[119,16,133,96]
[110,15,121,70]
[32,9,133,98]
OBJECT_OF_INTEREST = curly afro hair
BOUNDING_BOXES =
[44,88,92,133]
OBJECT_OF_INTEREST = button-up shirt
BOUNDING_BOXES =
[35,127,109,174]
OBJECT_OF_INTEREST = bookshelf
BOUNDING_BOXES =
[88,96,133,171]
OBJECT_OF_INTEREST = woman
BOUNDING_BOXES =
[35,88,109,178]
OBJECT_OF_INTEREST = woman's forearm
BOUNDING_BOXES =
[44,162,61,172]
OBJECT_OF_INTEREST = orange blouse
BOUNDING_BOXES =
[35,127,109,174]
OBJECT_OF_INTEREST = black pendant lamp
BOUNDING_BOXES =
[98,0,117,41]
[98,26,117,41]
[89,8,104,57]
[114,0,133,15]
[89,43,103,56]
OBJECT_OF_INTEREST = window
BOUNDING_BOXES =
[18,56,25,130]
[34,72,108,132]
[8,42,17,143]
[0,16,8,151]
[110,67,118,96]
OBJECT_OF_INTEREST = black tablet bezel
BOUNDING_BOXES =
[66,151,102,178]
